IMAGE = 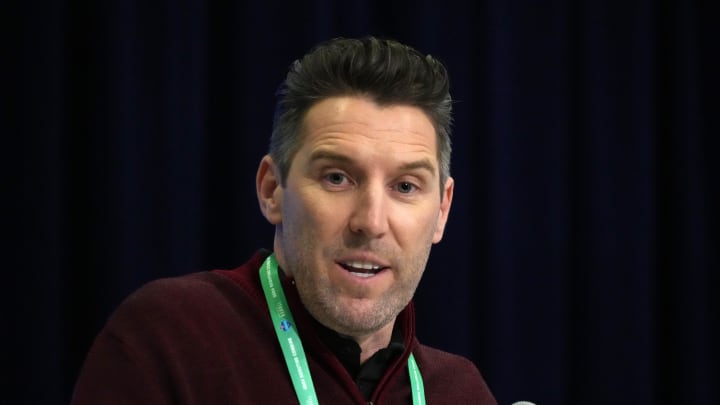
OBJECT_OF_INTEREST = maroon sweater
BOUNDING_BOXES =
[72,251,496,404]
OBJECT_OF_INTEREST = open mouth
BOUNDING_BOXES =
[339,261,387,278]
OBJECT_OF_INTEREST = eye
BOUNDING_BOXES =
[324,172,348,185]
[395,181,417,194]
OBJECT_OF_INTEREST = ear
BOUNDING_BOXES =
[256,155,283,225]
[432,176,454,243]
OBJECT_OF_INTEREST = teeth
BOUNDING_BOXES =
[345,261,381,270]
[349,271,375,278]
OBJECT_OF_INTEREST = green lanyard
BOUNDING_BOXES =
[260,254,426,404]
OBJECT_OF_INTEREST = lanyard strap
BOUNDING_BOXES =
[407,353,426,404]
[260,254,425,404]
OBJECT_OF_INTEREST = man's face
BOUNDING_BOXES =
[259,96,453,338]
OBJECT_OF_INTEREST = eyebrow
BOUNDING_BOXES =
[399,158,436,176]
[309,150,437,176]
[309,150,354,165]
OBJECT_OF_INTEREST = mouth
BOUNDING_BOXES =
[338,260,388,278]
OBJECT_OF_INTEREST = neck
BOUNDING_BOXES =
[353,321,395,364]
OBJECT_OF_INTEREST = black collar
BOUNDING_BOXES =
[314,320,405,400]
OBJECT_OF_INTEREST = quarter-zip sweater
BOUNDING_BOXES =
[72,250,497,404]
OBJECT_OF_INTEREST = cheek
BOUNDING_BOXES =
[391,205,441,243]
[285,190,343,233]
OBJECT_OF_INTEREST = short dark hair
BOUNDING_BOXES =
[270,36,453,190]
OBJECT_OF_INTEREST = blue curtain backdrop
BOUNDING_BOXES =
[4,0,718,404]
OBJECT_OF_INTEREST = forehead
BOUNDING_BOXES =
[299,96,438,158]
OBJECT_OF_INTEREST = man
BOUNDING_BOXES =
[72,36,496,404]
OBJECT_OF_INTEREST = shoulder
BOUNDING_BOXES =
[72,253,276,404]
[111,250,271,328]
[414,343,497,404]
[101,251,271,340]
[103,270,263,341]
[414,343,480,376]
[116,272,234,317]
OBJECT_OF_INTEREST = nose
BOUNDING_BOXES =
[348,183,388,238]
